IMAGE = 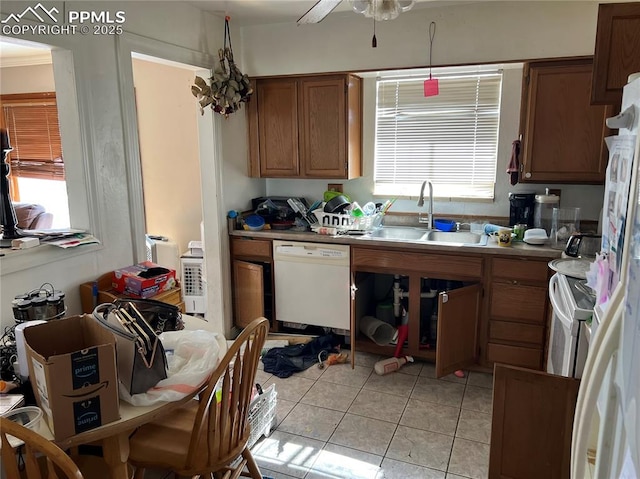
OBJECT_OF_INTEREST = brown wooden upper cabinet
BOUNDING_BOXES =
[247,74,362,179]
[592,2,640,105]
[519,57,613,184]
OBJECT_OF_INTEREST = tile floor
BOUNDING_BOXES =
[142,353,494,479]
[251,352,494,479]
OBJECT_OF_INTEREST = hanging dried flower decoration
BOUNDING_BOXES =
[191,16,253,118]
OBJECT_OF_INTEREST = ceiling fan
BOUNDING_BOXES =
[298,0,416,25]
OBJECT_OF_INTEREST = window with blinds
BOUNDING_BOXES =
[374,70,502,199]
[1,92,65,181]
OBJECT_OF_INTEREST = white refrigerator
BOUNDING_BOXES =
[571,74,640,478]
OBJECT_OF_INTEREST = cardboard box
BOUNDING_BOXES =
[24,315,120,440]
[112,261,177,299]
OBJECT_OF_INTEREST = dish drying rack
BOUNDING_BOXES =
[312,209,384,233]
[288,197,385,234]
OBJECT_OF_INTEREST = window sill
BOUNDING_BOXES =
[0,242,103,276]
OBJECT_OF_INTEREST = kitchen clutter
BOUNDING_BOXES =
[534,188,560,235]
[374,355,414,375]
[235,194,390,234]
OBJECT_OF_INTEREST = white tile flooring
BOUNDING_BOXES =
[142,352,494,479]
[251,352,494,479]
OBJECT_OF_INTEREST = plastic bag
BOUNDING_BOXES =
[119,329,225,406]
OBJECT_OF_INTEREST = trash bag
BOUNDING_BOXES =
[119,329,226,406]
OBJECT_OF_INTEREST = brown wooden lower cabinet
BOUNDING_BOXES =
[486,343,543,370]
[233,260,265,328]
[490,364,580,479]
[230,237,274,330]
[489,321,545,346]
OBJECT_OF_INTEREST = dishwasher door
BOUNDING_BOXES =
[273,240,350,330]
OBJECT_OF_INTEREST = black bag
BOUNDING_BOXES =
[111,298,183,334]
[93,301,168,395]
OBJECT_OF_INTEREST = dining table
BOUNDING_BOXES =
[33,314,226,479]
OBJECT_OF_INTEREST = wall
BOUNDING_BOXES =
[238,1,606,222]
[0,63,54,93]
[0,1,232,330]
[131,57,203,256]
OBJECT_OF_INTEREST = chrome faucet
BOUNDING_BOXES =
[417,180,433,229]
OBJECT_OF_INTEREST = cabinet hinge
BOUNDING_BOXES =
[345,161,348,171]
[525,74,530,86]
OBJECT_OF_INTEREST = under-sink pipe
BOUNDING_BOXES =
[393,275,406,317]
[392,275,440,318]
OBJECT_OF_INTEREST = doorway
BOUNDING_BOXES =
[131,53,203,259]
[117,33,227,332]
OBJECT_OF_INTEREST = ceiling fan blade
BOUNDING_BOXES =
[297,0,343,24]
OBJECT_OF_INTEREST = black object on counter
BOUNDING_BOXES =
[1,128,23,247]
[509,192,535,228]
[323,195,350,214]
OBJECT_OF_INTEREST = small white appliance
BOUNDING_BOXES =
[181,252,206,315]
[145,235,180,278]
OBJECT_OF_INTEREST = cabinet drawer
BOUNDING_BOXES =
[490,283,547,324]
[487,342,543,370]
[489,320,545,347]
[231,238,272,261]
[352,247,482,279]
[492,258,549,283]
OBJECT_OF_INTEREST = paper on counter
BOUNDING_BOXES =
[46,233,100,248]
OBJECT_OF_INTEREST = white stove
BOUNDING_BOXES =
[547,272,596,378]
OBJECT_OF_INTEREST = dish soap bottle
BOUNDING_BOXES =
[374,356,414,376]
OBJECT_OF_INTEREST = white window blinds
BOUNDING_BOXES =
[374,71,502,199]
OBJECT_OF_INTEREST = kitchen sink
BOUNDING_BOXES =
[365,227,487,246]
[423,231,487,245]
[367,226,428,241]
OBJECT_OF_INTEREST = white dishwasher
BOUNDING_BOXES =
[273,240,350,330]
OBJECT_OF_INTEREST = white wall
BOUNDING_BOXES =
[0,1,232,329]
[0,63,54,93]
[131,57,203,256]
[237,1,606,222]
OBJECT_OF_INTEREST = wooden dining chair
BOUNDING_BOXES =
[128,316,270,479]
[0,416,84,479]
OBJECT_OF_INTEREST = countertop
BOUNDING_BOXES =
[230,229,563,259]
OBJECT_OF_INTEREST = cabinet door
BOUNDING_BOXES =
[490,364,579,479]
[592,2,640,105]
[299,76,347,178]
[436,283,481,377]
[520,59,611,184]
[255,78,300,177]
[233,260,264,329]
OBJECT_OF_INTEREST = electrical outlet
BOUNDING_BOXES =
[549,188,562,205]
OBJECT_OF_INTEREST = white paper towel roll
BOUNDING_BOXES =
[15,320,46,379]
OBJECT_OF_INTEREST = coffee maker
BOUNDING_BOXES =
[509,192,535,227]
